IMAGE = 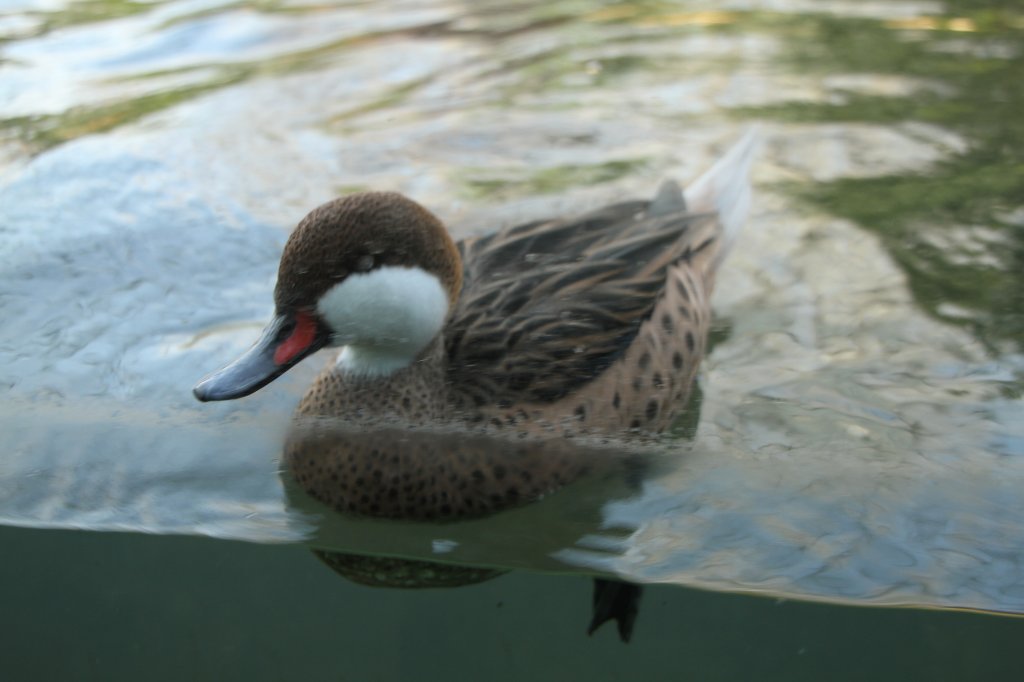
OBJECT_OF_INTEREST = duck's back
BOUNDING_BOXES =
[445,188,719,433]
[446,130,759,434]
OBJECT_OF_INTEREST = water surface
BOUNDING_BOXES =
[2,0,1023,677]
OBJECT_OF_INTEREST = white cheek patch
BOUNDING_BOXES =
[316,266,449,376]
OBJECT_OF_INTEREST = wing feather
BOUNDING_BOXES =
[446,195,718,405]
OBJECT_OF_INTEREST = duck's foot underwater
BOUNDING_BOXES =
[588,578,643,643]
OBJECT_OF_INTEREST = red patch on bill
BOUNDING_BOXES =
[274,311,317,365]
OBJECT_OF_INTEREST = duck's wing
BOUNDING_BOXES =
[446,185,721,407]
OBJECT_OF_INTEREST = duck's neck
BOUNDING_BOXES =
[335,345,418,378]
[295,336,449,423]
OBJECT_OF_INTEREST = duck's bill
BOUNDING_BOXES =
[193,311,330,402]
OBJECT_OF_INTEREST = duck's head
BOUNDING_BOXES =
[193,192,462,402]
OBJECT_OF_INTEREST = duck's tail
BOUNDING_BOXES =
[684,126,761,265]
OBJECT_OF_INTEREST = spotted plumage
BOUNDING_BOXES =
[194,130,758,597]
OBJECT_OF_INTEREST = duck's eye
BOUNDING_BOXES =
[355,254,375,272]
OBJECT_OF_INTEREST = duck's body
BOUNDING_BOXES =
[196,131,756,518]
[282,183,727,519]
[295,185,717,429]
[193,131,757,635]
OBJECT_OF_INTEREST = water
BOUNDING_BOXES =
[2,0,1023,678]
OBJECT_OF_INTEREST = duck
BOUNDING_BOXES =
[193,129,758,640]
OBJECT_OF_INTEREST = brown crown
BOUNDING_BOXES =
[273,192,463,312]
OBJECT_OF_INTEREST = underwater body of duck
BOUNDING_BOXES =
[192,130,758,639]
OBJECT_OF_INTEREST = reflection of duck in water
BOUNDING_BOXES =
[194,130,757,641]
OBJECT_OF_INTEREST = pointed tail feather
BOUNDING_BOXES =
[684,126,761,261]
